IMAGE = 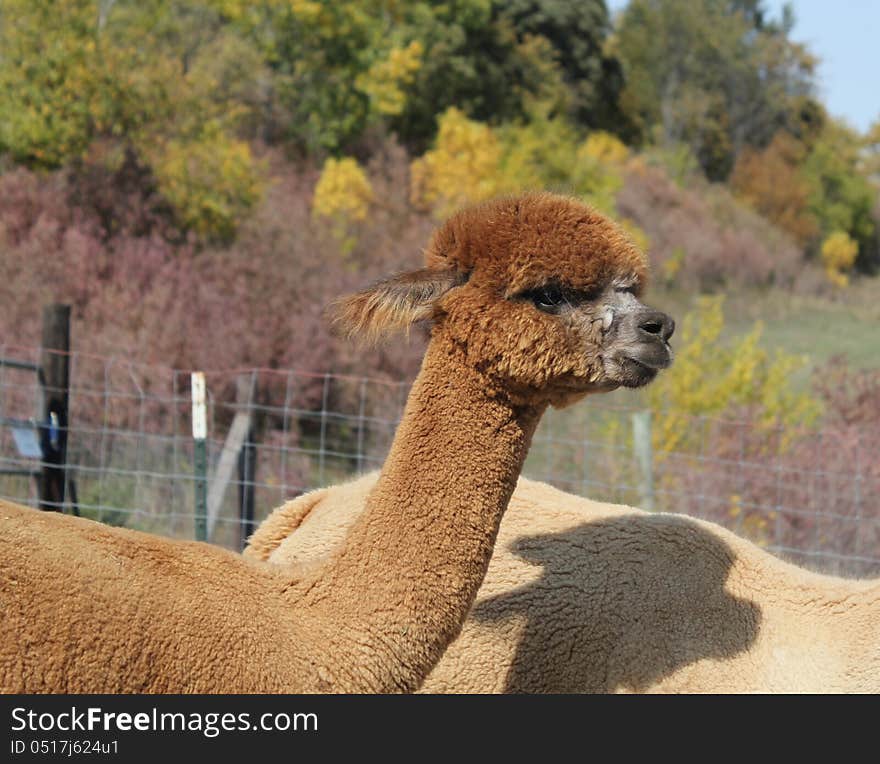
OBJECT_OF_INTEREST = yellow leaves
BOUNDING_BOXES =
[151,128,265,242]
[214,0,320,21]
[311,156,374,257]
[286,1,374,42]
[494,131,546,193]
[313,157,374,223]
[410,108,633,225]
[660,246,685,284]
[578,132,630,166]
[820,230,858,288]
[0,0,103,166]
[573,133,633,216]
[357,41,423,117]
[289,0,324,22]
[410,108,504,218]
[646,297,819,458]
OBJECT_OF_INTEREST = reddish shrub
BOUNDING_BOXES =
[0,145,433,444]
[617,164,803,290]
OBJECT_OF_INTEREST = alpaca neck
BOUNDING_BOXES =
[294,337,543,692]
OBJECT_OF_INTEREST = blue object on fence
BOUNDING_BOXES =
[48,411,60,451]
[11,424,42,458]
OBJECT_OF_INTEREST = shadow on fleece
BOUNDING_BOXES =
[471,515,762,693]
[250,472,879,692]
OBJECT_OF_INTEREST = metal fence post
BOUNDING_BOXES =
[632,409,655,512]
[191,372,208,541]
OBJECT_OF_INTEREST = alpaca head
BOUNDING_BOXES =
[334,192,674,406]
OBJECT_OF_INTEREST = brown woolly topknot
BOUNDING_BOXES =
[331,192,648,343]
[423,192,648,295]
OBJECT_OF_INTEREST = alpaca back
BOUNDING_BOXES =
[253,473,880,693]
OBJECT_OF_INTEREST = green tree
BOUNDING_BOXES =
[0,1,266,239]
[242,1,383,154]
[494,0,630,134]
[0,0,156,167]
[389,1,568,152]
[613,0,820,180]
[802,119,879,271]
[863,117,880,186]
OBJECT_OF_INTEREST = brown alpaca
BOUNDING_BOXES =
[0,192,673,693]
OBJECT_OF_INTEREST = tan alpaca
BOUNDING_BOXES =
[248,473,880,693]
[0,192,674,693]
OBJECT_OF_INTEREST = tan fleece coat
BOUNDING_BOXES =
[248,472,880,693]
[1,193,664,693]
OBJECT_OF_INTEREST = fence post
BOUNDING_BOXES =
[237,374,258,551]
[38,304,71,512]
[632,409,655,512]
[191,372,208,541]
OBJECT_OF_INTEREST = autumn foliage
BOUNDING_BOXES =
[0,2,878,561]
[730,132,819,248]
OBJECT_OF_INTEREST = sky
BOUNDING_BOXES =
[607,0,880,134]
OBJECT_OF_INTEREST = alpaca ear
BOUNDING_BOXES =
[330,267,466,343]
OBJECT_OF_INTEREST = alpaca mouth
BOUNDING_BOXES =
[616,345,673,387]
[619,356,660,387]
[625,348,672,371]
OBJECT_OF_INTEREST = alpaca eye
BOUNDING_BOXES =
[532,285,564,312]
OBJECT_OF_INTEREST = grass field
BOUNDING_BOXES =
[654,275,880,380]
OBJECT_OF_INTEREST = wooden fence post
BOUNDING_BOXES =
[203,374,259,548]
[38,304,71,512]
[236,374,258,550]
[238,431,257,551]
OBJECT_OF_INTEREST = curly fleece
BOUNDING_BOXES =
[1,192,649,692]
[248,472,880,693]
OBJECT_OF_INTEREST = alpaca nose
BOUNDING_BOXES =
[637,311,675,342]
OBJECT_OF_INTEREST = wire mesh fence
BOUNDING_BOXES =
[1,343,878,577]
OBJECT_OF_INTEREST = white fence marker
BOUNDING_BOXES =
[191,372,208,540]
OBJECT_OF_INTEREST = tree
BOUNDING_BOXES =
[389,1,568,152]
[802,119,878,271]
[0,0,266,239]
[494,0,630,133]
[0,0,145,167]
[613,0,820,180]
[729,131,819,247]
[409,107,629,220]
[228,1,543,156]
[862,116,880,188]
